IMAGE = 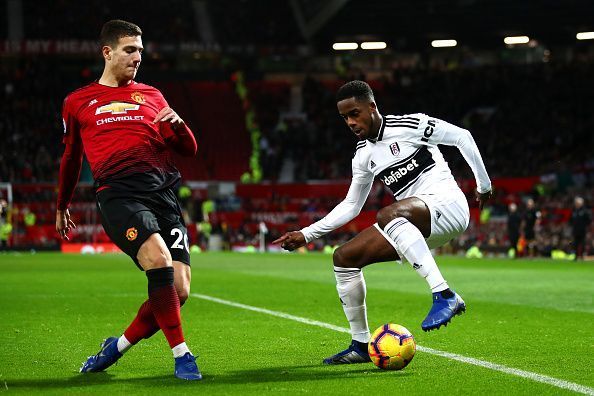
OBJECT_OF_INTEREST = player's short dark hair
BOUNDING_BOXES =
[336,80,375,103]
[100,20,142,48]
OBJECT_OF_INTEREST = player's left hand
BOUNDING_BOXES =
[153,107,184,129]
[476,189,493,210]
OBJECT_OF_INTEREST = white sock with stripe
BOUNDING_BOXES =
[116,335,132,354]
[383,217,449,292]
[334,266,370,343]
[172,342,191,358]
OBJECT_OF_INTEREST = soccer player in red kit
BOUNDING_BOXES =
[56,20,201,380]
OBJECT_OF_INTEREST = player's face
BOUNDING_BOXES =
[106,35,143,82]
[337,97,378,140]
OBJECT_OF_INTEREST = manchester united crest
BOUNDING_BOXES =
[131,92,145,104]
[390,142,400,156]
[125,227,138,241]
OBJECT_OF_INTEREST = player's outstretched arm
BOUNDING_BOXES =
[272,231,306,251]
[274,181,372,252]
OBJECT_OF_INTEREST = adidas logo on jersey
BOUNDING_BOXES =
[370,160,376,169]
[382,159,420,186]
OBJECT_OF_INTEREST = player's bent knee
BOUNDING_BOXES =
[137,234,173,270]
[333,245,360,268]
[144,252,172,270]
[377,206,403,229]
[332,246,346,267]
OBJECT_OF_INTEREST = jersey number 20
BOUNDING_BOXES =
[170,228,189,252]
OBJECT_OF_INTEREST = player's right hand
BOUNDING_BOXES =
[153,106,184,129]
[272,231,306,251]
[56,209,76,241]
[476,189,493,210]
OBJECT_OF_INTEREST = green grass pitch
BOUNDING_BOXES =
[0,252,593,395]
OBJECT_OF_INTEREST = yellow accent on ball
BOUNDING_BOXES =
[368,323,416,370]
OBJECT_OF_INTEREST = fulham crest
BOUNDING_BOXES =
[390,142,400,156]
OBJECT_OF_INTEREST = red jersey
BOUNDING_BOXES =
[57,81,197,209]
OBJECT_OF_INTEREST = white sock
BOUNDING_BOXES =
[334,266,370,343]
[116,335,133,354]
[172,342,191,358]
[383,217,449,293]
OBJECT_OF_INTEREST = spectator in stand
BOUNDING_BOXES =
[507,203,521,258]
[522,198,540,257]
[0,200,11,251]
[570,196,591,260]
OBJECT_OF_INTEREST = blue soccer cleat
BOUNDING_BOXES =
[174,352,202,380]
[323,340,371,365]
[80,336,123,373]
[422,290,466,331]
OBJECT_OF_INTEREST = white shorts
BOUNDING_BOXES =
[417,189,470,249]
[375,188,470,250]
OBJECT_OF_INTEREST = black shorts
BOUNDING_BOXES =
[96,187,190,270]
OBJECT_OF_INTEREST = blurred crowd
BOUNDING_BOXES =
[0,61,67,183]
[175,182,592,259]
[1,7,592,258]
[459,192,594,259]
[14,0,302,46]
[7,61,593,185]
[257,62,594,182]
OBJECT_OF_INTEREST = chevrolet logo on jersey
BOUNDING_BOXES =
[95,101,140,115]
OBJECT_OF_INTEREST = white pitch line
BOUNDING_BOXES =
[192,293,594,396]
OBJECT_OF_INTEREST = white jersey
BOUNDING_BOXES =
[300,113,491,243]
[353,113,490,199]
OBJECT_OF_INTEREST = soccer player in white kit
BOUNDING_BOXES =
[273,80,492,365]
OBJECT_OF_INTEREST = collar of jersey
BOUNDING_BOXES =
[368,115,386,143]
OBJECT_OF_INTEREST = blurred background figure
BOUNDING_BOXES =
[507,203,521,258]
[569,197,591,260]
[0,200,12,251]
[522,198,540,258]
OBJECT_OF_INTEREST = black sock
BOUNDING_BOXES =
[354,340,368,348]
[440,289,454,298]
[146,267,174,291]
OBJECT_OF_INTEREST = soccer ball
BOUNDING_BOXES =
[368,324,416,370]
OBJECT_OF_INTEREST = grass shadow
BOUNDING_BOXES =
[3,373,172,390]
[201,363,413,386]
[3,363,412,390]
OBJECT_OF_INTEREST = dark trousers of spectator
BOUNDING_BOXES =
[572,234,586,260]
[0,240,7,251]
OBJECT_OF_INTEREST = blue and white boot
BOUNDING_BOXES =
[80,336,123,372]
[422,290,466,331]
[174,352,202,380]
[323,340,371,365]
